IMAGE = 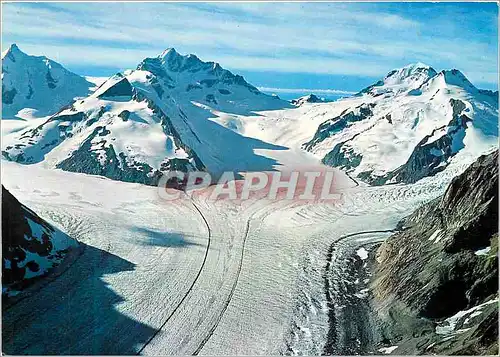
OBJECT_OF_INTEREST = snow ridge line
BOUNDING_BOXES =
[136,199,212,355]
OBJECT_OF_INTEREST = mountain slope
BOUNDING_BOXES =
[2,185,78,296]
[372,150,498,354]
[2,44,92,119]
[2,73,206,185]
[304,63,498,185]
[2,48,291,184]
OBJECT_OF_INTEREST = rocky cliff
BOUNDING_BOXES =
[372,150,498,354]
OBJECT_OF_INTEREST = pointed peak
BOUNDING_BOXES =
[404,62,432,70]
[9,43,20,52]
[439,68,467,79]
[159,47,180,59]
[291,93,325,106]
[2,43,25,60]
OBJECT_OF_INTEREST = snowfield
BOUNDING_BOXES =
[1,47,497,355]
[2,155,453,354]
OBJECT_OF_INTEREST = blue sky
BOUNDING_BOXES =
[2,2,498,99]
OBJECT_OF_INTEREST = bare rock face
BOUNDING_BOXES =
[372,150,498,355]
[2,186,78,295]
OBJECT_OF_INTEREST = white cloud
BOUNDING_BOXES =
[1,3,497,86]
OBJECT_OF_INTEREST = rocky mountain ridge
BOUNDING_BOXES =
[372,150,498,354]
[2,46,290,185]
[304,63,498,185]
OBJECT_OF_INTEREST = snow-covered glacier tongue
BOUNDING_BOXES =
[2,48,497,356]
[303,63,498,185]
[1,44,92,119]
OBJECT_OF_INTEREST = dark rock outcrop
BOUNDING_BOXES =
[2,86,17,104]
[2,186,77,293]
[304,103,375,152]
[97,75,133,99]
[321,134,362,170]
[55,126,163,186]
[372,150,498,355]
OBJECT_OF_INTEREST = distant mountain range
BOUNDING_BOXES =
[303,62,498,184]
[1,45,497,187]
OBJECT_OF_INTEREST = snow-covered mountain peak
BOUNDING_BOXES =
[133,48,293,110]
[3,47,293,186]
[439,69,476,89]
[304,61,497,186]
[155,47,205,73]
[159,47,178,58]
[384,62,437,85]
[2,44,92,118]
[418,68,480,96]
[2,44,58,71]
[357,62,438,97]
[2,43,23,59]
[291,94,326,106]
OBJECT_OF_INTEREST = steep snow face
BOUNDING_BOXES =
[1,44,92,119]
[304,65,498,185]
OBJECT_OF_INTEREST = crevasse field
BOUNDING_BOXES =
[2,111,471,354]
[1,20,498,353]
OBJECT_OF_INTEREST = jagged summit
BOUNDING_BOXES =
[2,44,92,118]
[380,62,437,93]
[159,47,178,58]
[2,44,57,67]
[384,62,437,84]
[2,43,32,63]
[135,47,264,97]
[155,47,206,73]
